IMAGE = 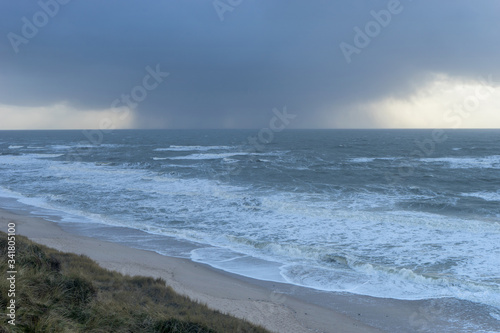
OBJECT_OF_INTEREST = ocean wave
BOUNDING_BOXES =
[32,153,65,158]
[0,153,64,163]
[349,155,500,169]
[461,191,500,202]
[168,152,264,160]
[348,157,398,163]
[419,156,500,169]
[2,130,500,316]
[154,145,235,152]
[50,145,72,150]
[50,144,123,150]
[280,260,500,309]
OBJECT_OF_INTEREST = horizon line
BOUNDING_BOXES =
[1,128,500,131]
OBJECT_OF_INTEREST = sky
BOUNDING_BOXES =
[1,0,500,130]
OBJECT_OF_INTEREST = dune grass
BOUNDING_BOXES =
[0,232,270,333]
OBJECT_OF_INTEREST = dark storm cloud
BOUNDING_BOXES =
[1,0,499,128]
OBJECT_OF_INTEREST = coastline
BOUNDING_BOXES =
[2,208,385,333]
[2,207,498,332]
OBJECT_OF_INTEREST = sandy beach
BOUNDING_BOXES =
[1,208,390,333]
[4,207,496,333]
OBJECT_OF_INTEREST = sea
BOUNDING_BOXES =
[1,129,499,329]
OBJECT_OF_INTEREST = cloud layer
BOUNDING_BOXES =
[1,0,499,129]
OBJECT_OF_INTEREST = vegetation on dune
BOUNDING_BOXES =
[0,232,269,333]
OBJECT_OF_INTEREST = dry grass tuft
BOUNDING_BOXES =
[0,232,269,333]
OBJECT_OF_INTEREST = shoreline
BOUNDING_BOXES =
[2,208,385,333]
[2,207,498,332]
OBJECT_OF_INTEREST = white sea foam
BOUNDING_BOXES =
[222,158,239,163]
[32,154,65,158]
[50,145,72,150]
[420,155,500,169]
[190,247,286,282]
[350,155,500,169]
[1,141,500,312]
[0,153,63,165]
[461,191,500,202]
[349,157,376,163]
[0,185,102,226]
[8,145,23,149]
[154,145,234,152]
[349,157,397,163]
[50,143,122,150]
[168,152,259,160]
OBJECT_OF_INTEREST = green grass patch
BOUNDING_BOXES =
[0,232,270,333]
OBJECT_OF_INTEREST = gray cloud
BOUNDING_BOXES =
[1,0,499,128]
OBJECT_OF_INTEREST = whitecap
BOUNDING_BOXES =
[169,152,254,160]
[154,145,234,152]
[420,156,500,169]
[461,191,500,202]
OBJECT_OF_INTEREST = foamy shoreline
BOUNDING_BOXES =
[2,208,389,333]
[3,207,497,332]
